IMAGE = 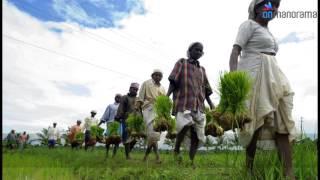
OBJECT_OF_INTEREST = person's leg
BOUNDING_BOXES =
[129,139,137,151]
[48,140,52,149]
[112,143,119,157]
[143,142,152,161]
[246,127,262,173]
[105,143,110,158]
[124,143,131,159]
[174,125,190,163]
[275,133,295,179]
[153,143,161,163]
[189,126,199,166]
[174,125,190,154]
[84,130,90,151]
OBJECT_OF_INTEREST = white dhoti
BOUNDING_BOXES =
[142,105,160,145]
[237,53,297,150]
[176,110,206,148]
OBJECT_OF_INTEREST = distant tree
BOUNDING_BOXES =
[36,128,49,146]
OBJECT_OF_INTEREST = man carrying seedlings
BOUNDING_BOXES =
[48,122,60,149]
[83,110,99,149]
[137,69,166,163]
[115,83,140,160]
[98,93,122,157]
[167,42,215,168]
[69,120,82,148]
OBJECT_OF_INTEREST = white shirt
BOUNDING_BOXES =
[234,19,278,54]
[83,116,99,131]
[48,127,60,140]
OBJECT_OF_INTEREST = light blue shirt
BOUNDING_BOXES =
[100,102,119,123]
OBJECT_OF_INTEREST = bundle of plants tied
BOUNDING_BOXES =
[105,121,121,144]
[204,107,224,137]
[213,71,253,131]
[75,132,84,143]
[90,125,105,140]
[126,112,146,138]
[165,117,177,139]
[153,95,175,132]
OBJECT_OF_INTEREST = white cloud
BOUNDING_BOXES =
[3,0,317,136]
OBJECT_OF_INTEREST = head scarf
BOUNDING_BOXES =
[248,0,281,19]
[130,82,139,89]
[151,69,163,75]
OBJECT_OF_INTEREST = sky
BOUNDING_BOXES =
[3,0,318,136]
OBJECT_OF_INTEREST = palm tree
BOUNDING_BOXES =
[36,128,49,146]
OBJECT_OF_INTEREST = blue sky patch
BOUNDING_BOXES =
[54,82,91,97]
[49,27,63,34]
[278,32,314,44]
[8,0,146,29]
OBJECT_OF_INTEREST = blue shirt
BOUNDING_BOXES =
[100,102,120,123]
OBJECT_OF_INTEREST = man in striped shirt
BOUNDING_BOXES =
[167,42,215,168]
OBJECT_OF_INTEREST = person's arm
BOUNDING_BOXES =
[230,20,254,71]
[206,96,215,110]
[167,59,183,97]
[229,45,241,72]
[99,106,110,126]
[166,83,176,97]
[115,96,126,122]
[203,67,215,110]
[137,81,146,110]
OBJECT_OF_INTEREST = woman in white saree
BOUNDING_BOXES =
[229,0,297,179]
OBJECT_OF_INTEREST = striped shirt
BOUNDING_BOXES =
[168,58,212,115]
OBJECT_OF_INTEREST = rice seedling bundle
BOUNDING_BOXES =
[90,125,104,139]
[214,71,253,130]
[106,122,121,144]
[75,132,84,142]
[108,121,120,136]
[204,107,224,137]
[165,117,177,139]
[126,113,145,138]
[153,95,175,132]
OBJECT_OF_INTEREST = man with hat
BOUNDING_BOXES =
[48,122,60,149]
[115,82,140,160]
[83,110,99,148]
[137,69,166,163]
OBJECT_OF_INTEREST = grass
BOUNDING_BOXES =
[3,141,317,180]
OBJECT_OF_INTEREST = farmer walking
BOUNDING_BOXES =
[48,122,60,149]
[69,120,82,148]
[229,0,296,178]
[83,110,99,150]
[167,42,214,168]
[115,83,140,160]
[6,130,18,149]
[98,94,122,157]
[137,69,166,163]
[18,131,29,150]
